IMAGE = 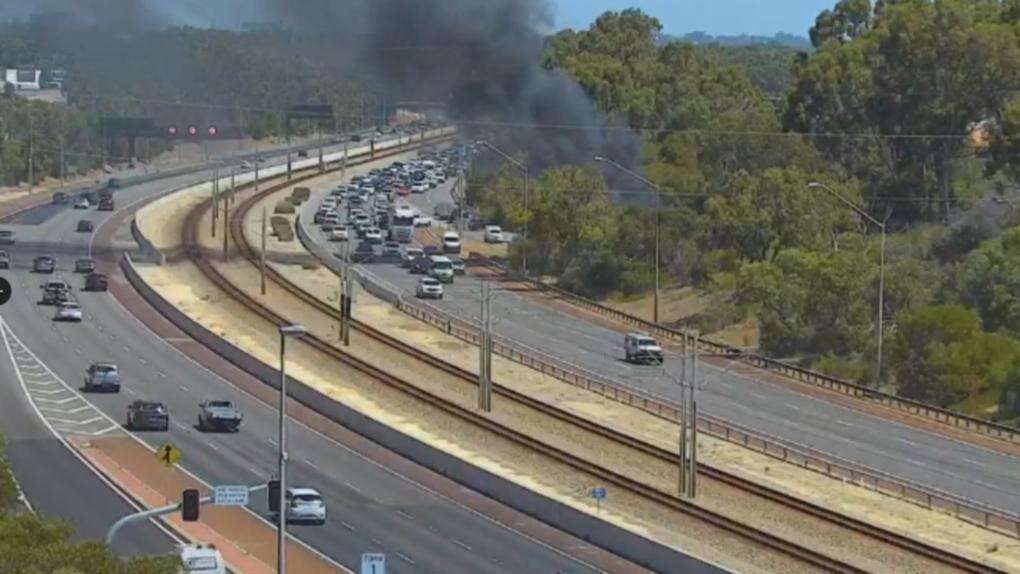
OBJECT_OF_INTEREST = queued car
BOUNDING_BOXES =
[75,258,96,274]
[0,230,14,245]
[41,280,72,305]
[349,242,375,264]
[0,250,10,270]
[197,400,243,432]
[364,228,384,245]
[84,273,109,292]
[126,400,170,431]
[97,197,114,211]
[53,301,83,322]
[73,197,90,210]
[401,247,424,268]
[427,256,455,284]
[442,231,461,254]
[416,276,444,300]
[33,256,55,273]
[413,214,433,228]
[450,257,466,275]
[83,362,121,392]
[77,220,94,233]
[328,225,349,242]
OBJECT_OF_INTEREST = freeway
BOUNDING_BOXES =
[299,162,1020,517]
[0,140,621,572]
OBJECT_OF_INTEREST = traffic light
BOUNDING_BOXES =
[182,488,200,522]
[268,479,280,513]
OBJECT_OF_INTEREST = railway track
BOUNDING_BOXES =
[177,139,1002,573]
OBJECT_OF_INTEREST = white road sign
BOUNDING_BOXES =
[213,485,249,506]
[360,553,386,574]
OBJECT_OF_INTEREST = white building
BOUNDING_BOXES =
[4,68,42,91]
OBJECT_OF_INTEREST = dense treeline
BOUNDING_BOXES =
[0,434,178,573]
[472,3,1020,422]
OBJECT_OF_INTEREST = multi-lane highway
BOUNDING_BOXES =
[298,160,1020,517]
[0,139,619,573]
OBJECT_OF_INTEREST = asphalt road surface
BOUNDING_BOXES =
[301,160,1020,517]
[0,140,618,573]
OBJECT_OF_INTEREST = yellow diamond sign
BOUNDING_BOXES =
[156,442,181,468]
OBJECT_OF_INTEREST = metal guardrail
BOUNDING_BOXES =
[472,258,1020,446]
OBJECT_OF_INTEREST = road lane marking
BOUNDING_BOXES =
[453,539,472,551]
[344,481,360,493]
[340,521,356,531]
[179,385,189,392]
[396,509,414,520]
[304,459,318,470]
[396,552,414,564]
[174,422,188,431]
[206,442,220,451]
[138,357,147,365]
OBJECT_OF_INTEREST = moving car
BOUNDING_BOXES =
[279,488,327,525]
[0,230,14,245]
[76,220,94,233]
[484,225,504,243]
[33,256,55,273]
[450,257,466,275]
[416,276,444,299]
[442,231,462,254]
[414,214,433,227]
[197,400,243,432]
[624,332,665,365]
[0,250,9,270]
[84,273,108,292]
[75,258,96,274]
[52,191,69,204]
[364,227,383,245]
[97,197,114,211]
[427,255,455,284]
[126,400,170,431]
[83,362,121,392]
[41,280,71,305]
[73,197,90,210]
[54,301,83,322]
[179,544,226,574]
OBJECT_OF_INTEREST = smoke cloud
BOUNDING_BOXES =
[7,0,641,170]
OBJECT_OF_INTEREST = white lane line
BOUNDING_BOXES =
[340,521,356,532]
[33,388,69,395]
[396,509,414,520]
[304,459,318,470]
[138,357,147,365]
[268,438,278,446]
[74,348,82,355]
[247,466,260,476]
[35,396,78,405]
[453,539,472,551]
[93,424,121,436]
[124,388,136,395]
[122,345,130,352]
[344,481,361,493]
[396,552,414,564]
[784,403,801,411]
[899,438,919,447]
[206,442,220,451]
[179,385,189,392]
[158,372,167,379]
[174,422,189,431]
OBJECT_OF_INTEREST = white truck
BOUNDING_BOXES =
[624,332,664,365]
[178,543,225,574]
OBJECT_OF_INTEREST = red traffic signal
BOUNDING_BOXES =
[187,125,198,137]
[167,126,178,136]
[207,125,219,136]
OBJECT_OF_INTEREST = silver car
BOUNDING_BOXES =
[83,362,121,392]
[279,488,326,525]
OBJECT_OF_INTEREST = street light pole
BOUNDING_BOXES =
[276,324,307,574]
[477,141,529,275]
[595,156,662,324]
[808,182,886,385]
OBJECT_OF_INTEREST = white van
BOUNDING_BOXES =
[179,543,225,574]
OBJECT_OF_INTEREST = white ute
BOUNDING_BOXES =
[178,543,225,574]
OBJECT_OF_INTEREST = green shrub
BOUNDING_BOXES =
[291,187,311,203]
[274,201,296,214]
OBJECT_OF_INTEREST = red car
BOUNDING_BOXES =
[394,185,411,197]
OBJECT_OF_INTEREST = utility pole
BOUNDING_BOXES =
[211,174,218,238]
[276,325,306,574]
[255,140,260,192]
[222,190,229,261]
[678,381,686,496]
[688,332,699,497]
[341,273,352,346]
[261,207,268,296]
[478,282,492,412]
[27,111,34,194]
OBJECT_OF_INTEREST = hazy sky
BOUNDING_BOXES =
[553,0,835,36]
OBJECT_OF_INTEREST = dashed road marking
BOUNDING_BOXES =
[340,521,356,531]
[344,481,360,493]
[396,509,414,520]
[304,459,318,470]
[179,385,189,392]
[453,539,472,551]
[396,552,414,564]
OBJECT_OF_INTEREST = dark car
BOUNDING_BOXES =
[33,256,55,274]
[422,245,441,257]
[83,362,121,393]
[198,400,243,432]
[77,220,94,233]
[349,242,375,264]
[0,250,9,270]
[97,197,114,211]
[379,242,402,263]
[409,257,430,275]
[75,258,96,274]
[84,273,108,292]
[52,191,69,204]
[126,400,169,431]
[41,280,72,305]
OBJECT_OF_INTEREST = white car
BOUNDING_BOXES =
[329,225,349,242]
[416,277,444,299]
[410,182,428,194]
[414,214,433,227]
[442,231,462,254]
[281,488,326,525]
[54,302,83,322]
[364,228,383,244]
[240,160,252,170]
[484,225,504,243]
[179,544,225,574]
[73,198,90,210]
